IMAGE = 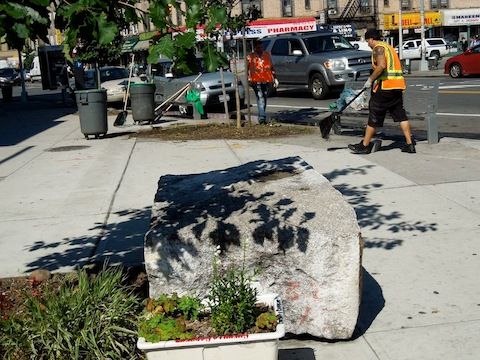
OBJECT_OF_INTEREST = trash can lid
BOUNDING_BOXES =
[75,89,107,93]
[130,82,155,87]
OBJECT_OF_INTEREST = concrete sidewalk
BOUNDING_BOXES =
[0,103,479,359]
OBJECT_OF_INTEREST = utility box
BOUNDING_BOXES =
[38,45,67,90]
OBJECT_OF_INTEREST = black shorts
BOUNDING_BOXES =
[368,89,408,127]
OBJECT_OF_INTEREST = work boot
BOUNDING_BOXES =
[348,141,372,154]
[401,143,416,153]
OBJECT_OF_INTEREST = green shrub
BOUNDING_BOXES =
[0,267,141,360]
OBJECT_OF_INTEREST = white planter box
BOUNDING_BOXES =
[137,293,285,360]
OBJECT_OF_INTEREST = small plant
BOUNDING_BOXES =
[0,266,141,359]
[208,266,258,335]
[255,311,278,331]
[138,293,203,343]
[137,240,279,343]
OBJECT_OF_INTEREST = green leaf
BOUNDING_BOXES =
[202,42,219,73]
[97,15,117,45]
[185,2,203,29]
[148,42,168,64]
[208,6,227,26]
[12,23,29,39]
[30,0,51,6]
[2,3,26,19]
[157,35,176,59]
[175,32,196,49]
[149,2,168,29]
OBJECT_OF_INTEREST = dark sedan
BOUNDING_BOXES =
[0,68,20,87]
[444,45,480,78]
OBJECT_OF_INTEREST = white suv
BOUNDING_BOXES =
[397,38,448,60]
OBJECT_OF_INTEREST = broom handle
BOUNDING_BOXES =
[154,73,203,112]
[163,84,192,113]
[123,54,135,112]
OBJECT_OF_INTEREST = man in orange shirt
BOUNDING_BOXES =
[247,40,276,124]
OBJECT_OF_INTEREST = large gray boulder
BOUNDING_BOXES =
[144,156,362,339]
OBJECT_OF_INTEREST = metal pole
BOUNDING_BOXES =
[419,0,429,71]
[399,2,403,61]
[398,0,403,62]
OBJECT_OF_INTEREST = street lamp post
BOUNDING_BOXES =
[419,0,429,71]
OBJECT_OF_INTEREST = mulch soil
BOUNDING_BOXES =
[132,123,317,141]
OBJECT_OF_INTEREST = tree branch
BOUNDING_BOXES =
[118,1,149,14]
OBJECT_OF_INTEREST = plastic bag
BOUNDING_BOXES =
[185,89,204,115]
[334,88,369,111]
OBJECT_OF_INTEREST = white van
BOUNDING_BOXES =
[397,38,448,60]
[27,56,41,82]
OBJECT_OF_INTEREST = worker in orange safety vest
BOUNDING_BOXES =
[348,29,416,154]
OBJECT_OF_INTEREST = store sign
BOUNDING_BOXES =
[442,9,480,26]
[384,12,442,30]
[318,24,357,38]
[228,17,317,39]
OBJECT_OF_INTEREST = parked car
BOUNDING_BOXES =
[260,31,372,99]
[0,68,20,87]
[395,38,448,60]
[152,58,245,111]
[444,44,480,78]
[83,66,144,103]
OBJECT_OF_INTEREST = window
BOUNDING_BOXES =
[360,0,370,12]
[401,0,411,10]
[282,0,293,17]
[304,35,353,53]
[305,0,311,10]
[427,39,445,46]
[384,0,389,6]
[271,40,289,56]
[327,0,337,9]
[242,0,262,16]
[269,39,303,56]
[430,0,448,9]
[175,2,183,25]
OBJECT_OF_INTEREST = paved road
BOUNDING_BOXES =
[247,77,480,139]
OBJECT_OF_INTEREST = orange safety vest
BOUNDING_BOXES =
[372,41,406,92]
[247,51,275,83]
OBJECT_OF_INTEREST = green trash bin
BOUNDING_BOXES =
[130,83,156,123]
[75,89,108,139]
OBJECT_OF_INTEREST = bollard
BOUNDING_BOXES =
[193,103,202,120]
[426,81,439,144]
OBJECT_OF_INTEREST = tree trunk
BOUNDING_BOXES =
[18,49,28,103]
[219,67,230,124]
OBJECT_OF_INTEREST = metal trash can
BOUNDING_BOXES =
[428,56,439,70]
[130,83,156,123]
[75,89,108,139]
[1,86,13,102]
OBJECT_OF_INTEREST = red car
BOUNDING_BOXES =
[444,44,480,78]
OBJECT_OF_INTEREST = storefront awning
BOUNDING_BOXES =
[133,40,150,51]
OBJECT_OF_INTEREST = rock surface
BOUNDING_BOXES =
[144,156,362,339]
